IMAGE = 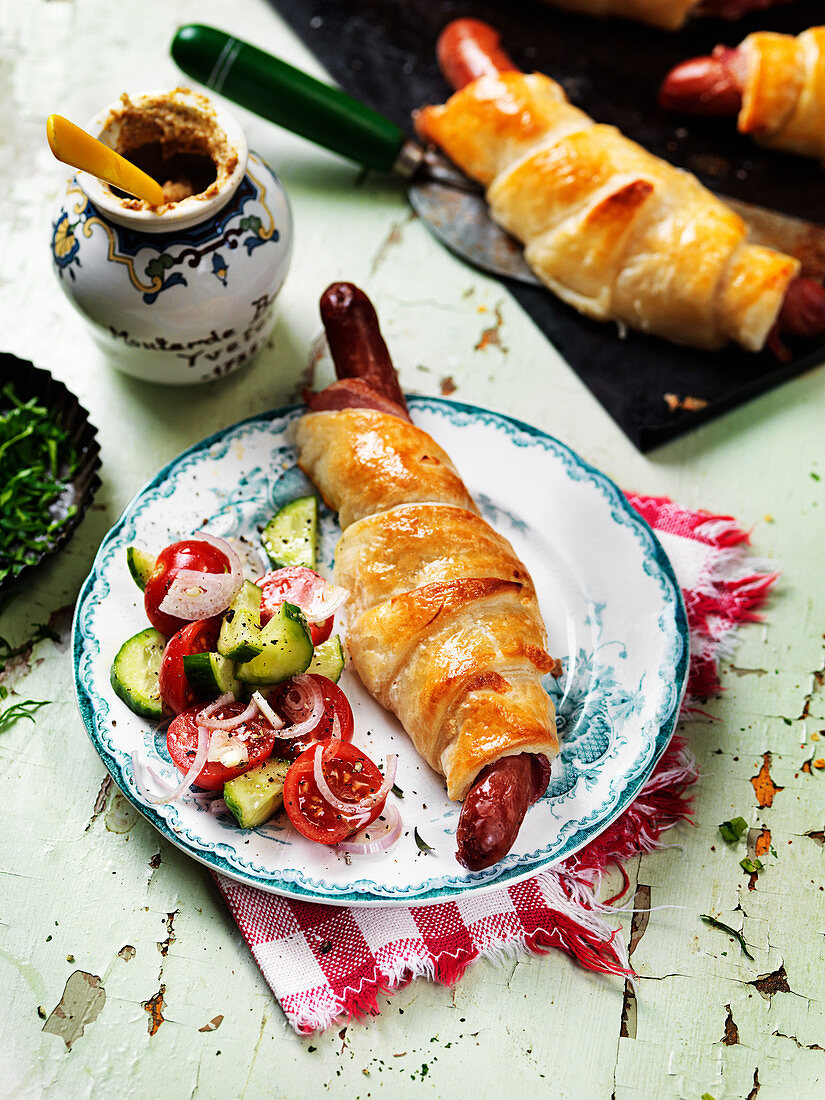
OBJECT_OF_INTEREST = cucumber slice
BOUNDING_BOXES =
[183,652,241,699]
[218,580,264,662]
[223,757,290,828]
[127,546,157,591]
[236,601,313,686]
[110,627,165,719]
[262,496,318,569]
[308,635,345,683]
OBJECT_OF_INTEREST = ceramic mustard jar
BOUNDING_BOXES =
[50,88,293,385]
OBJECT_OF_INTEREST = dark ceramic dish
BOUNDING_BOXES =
[0,353,102,597]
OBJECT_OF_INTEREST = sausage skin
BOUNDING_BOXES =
[456,753,550,870]
[436,18,518,91]
[304,377,411,420]
[659,47,744,116]
[778,277,825,340]
[319,282,409,414]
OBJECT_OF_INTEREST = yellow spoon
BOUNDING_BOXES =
[46,114,166,206]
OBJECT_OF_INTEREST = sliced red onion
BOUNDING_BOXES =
[197,692,235,719]
[131,752,172,803]
[191,530,243,578]
[159,725,211,804]
[158,568,242,620]
[357,752,397,811]
[197,698,258,730]
[277,674,325,737]
[312,741,398,816]
[131,725,210,806]
[299,581,349,623]
[251,691,286,730]
[336,802,403,855]
[209,798,229,816]
[157,531,244,621]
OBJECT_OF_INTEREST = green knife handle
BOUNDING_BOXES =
[171,24,407,173]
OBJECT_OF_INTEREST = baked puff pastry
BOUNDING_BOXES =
[416,70,800,351]
[738,28,825,164]
[293,410,559,801]
[538,0,697,30]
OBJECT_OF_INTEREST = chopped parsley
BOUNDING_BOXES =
[414,827,434,854]
[718,817,748,844]
[0,696,50,734]
[0,382,78,585]
[740,857,764,875]
[700,914,754,961]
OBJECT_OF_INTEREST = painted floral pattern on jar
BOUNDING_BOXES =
[50,90,293,385]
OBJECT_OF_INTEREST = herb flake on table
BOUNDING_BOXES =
[0,696,50,734]
[718,816,748,844]
[700,914,755,960]
[740,857,764,875]
[0,382,78,586]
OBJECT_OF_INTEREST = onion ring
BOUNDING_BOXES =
[336,802,403,855]
[131,723,210,805]
[158,569,242,620]
[312,740,398,816]
[197,698,258,731]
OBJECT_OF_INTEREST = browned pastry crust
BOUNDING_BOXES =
[416,70,800,352]
[739,28,825,164]
[294,410,558,800]
[537,0,697,30]
[294,408,476,529]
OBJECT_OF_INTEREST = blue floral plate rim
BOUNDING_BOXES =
[73,396,689,907]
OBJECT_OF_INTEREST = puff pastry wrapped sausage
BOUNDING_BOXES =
[416,57,800,352]
[294,410,559,803]
[296,283,559,869]
[662,28,825,166]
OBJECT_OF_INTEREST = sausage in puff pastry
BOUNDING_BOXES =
[296,283,558,869]
[417,20,802,353]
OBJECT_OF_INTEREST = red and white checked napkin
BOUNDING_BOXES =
[215,494,778,1033]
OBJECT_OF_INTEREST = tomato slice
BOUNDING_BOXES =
[264,673,354,760]
[145,538,230,637]
[257,566,335,647]
[166,700,279,790]
[158,618,220,715]
[283,740,388,845]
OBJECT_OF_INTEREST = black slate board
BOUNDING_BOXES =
[268,0,825,450]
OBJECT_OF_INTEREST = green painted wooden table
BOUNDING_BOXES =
[1,2,823,1096]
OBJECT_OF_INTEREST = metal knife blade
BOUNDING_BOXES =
[407,177,540,287]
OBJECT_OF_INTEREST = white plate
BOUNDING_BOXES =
[73,398,688,906]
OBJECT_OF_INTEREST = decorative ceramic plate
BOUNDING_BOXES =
[73,398,688,906]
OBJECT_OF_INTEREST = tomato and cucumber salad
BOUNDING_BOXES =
[112,499,398,850]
